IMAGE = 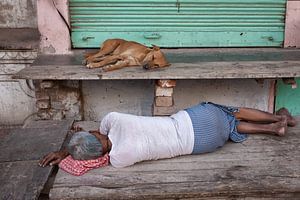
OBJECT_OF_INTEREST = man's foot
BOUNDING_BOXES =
[276,107,297,127]
[272,117,287,136]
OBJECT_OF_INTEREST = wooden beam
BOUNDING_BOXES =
[13,48,300,80]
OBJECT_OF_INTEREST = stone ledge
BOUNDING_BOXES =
[13,48,300,80]
[0,28,40,50]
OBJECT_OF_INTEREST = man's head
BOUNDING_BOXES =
[67,131,103,160]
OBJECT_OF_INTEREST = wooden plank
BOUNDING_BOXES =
[0,119,73,162]
[0,119,74,200]
[22,119,73,129]
[0,160,53,200]
[0,128,12,138]
[13,48,300,80]
[50,117,300,199]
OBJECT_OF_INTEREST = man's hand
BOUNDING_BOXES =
[39,149,69,167]
[72,124,84,132]
[89,130,100,134]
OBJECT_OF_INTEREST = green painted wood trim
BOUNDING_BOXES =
[276,78,300,115]
[72,31,283,48]
[71,0,286,3]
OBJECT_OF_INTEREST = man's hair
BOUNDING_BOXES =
[67,131,103,160]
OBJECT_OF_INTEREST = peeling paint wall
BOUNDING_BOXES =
[279,0,300,115]
[0,0,38,126]
[0,0,37,28]
[82,80,270,121]
[173,80,270,111]
[37,0,71,54]
[34,80,82,121]
[82,80,154,120]
[284,0,300,48]
[0,51,37,126]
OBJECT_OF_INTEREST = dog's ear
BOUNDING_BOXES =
[151,44,160,51]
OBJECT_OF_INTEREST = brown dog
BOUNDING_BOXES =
[84,39,170,72]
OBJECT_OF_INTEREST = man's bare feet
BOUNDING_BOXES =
[276,107,297,127]
[272,116,287,136]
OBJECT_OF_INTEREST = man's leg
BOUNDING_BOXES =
[237,120,287,136]
[234,107,283,123]
[234,107,296,127]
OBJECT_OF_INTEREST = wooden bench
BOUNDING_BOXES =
[49,118,300,199]
[13,48,300,116]
[13,48,300,80]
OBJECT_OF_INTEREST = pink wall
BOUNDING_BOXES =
[37,0,71,54]
[284,0,300,48]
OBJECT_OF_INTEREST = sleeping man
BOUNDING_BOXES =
[39,102,296,169]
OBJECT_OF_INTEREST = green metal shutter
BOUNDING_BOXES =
[70,0,286,48]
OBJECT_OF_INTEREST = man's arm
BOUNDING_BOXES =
[39,148,69,167]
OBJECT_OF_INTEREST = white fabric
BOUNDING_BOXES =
[99,111,194,168]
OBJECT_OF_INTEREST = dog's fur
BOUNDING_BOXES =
[84,39,170,72]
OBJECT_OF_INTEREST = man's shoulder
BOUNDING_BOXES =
[103,112,139,123]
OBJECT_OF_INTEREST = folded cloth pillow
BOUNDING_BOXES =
[59,153,109,176]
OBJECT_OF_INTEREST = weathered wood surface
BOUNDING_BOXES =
[0,160,53,200]
[50,118,300,199]
[13,48,300,80]
[0,119,73,200]
[0,119,73,162]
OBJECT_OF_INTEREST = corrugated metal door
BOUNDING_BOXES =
[70,0,286,48]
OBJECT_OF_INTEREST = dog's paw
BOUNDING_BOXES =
[101,65,111,72]
[86,63,94,69]
[82,59,87,65]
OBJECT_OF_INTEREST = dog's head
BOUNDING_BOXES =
[142,45,170,70]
